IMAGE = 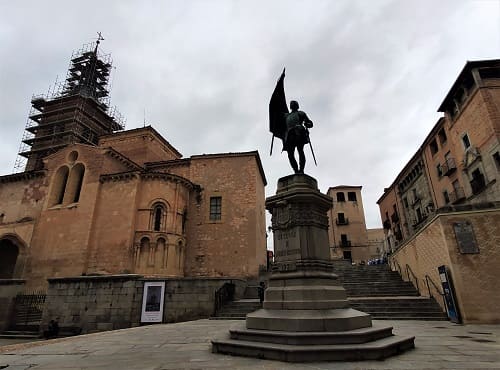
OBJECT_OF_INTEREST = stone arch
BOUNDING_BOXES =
[65,163,85,203]
[49,165,70,206]
[0,234,27,279]
[156,236,168,269]
[149,199,170,232]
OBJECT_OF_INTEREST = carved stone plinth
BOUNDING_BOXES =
[212,174,415,362]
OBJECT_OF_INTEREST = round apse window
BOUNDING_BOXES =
[68,151,79,162]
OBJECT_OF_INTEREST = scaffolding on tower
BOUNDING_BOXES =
[14,36,125,173]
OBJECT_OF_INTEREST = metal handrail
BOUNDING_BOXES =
[425,274,446,311]
[391,258,403,276]
[405,264,419,294]
[213,281,235,316]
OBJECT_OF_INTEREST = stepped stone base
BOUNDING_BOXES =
[212,321,415,362]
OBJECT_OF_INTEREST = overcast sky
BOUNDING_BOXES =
[1,1,499,230]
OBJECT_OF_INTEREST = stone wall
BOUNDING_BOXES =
[390,207,500,323]
[0,279,25,331]
[41,275,246,334]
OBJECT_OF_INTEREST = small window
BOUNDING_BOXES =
[209,196,222,221]
[443,190,450,204]
[66,163,85,203]
[337,212,345,224]
[340,234,348,244]
[436,163,443,177]
[430,139,438,155]
[403,197,408,208]
[51,166,69,206]
[438,128,447,144]
[462,134,471,149]
[336,192,345,202]
[347,192,357,201]
[153,206,163,231]
[493,151,500,171]
[416,208,422,222]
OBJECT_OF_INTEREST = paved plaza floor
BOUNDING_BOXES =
[0,319,499,369]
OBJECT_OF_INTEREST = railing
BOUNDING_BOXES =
[442,157,457,176]
[11,291,46,329]
[449,187,465,204]
[336,218,349,225]
[213,281,235,316]
[405,264,420,294]
[383,219,391,229]
[390,258,403,276]
[391,212,399,223]
[425,275,446,312]
[339,240,351,247]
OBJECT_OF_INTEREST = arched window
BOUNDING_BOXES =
[151,203,166,231]
[65,163,85,203]
[50,166,69,206]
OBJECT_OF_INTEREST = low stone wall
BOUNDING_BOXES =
[0,279,26,331]
[42,275,246,334]
[42,275,144,334]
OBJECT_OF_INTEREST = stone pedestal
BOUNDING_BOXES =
[212,175,414,362]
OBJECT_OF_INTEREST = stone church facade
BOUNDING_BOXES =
[0,40,267,304]
[0,126,267,290]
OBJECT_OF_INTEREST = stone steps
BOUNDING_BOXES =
[212,329,415,362]
[0,330,40,339]
[212,262,447,321]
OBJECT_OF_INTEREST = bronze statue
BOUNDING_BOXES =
[269,69,316,174]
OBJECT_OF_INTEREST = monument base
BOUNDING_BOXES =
[211,174,415,362]
[212,321,415,362]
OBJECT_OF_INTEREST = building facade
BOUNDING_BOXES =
[327,186,383,263]
[377,59,500,323]
[0,43,267,291]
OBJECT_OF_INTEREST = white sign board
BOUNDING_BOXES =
[141,282,165,323]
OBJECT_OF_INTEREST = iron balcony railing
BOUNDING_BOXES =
[449,187,465,204]
[442,157,457,176]
[339,240,352,247]
[391,212,399,223]
[336,218,349,225]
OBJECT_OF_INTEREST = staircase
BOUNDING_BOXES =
[211,285,262,320]
[212,262,447,321]
[334,260,447,320]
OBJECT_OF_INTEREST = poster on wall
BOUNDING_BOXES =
[141,281,165,323]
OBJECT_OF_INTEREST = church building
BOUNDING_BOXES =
[0,41,267,292]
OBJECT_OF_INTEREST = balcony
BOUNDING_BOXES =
[449,187,466,204]
[336,217,349,225]
[339,240,351,248]
[391,212,399,223]
[470,174,486,195]
[442,157,457,176]
[383,219,391,229]
[394,231,403,241]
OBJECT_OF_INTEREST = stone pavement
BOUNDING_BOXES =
[0,319,499,369]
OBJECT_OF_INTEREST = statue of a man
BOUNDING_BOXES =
[269,69,316,174]
[284,100,313,173]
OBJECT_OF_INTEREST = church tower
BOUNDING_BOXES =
[16,35,125,172]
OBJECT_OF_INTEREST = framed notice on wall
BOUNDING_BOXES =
[453,221,479,254]
[141,282,165,323]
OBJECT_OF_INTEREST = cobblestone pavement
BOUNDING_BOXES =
[0,319,499,369]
